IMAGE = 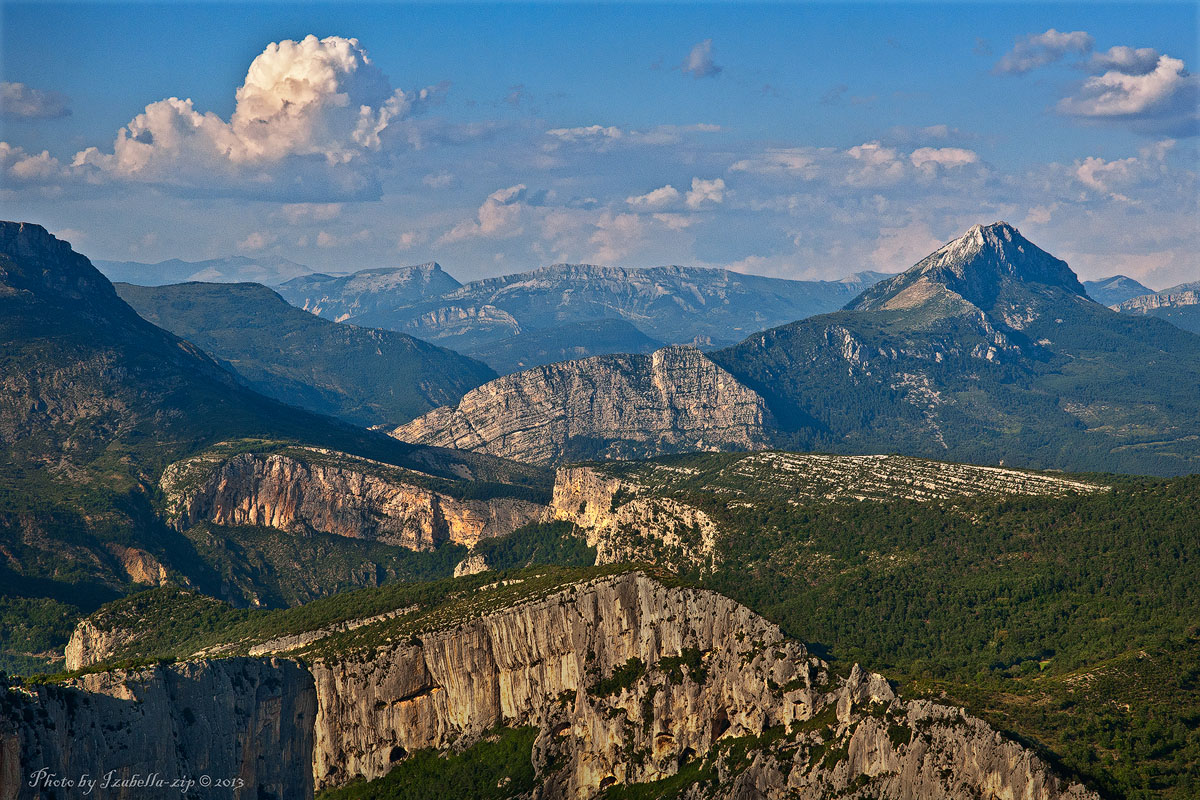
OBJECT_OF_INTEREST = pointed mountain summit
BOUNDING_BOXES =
[711,222,1200,475]
[848,222,1087,316]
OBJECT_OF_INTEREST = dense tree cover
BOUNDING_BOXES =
[316,727,538,800]
[474,521,596,571]
[712,300,1200,476]
[635,467,1200,799]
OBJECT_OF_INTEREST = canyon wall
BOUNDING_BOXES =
[4,572,1097,800]
[160,449,543,550]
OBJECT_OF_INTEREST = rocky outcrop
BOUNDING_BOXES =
[160,449,544,550]
[541,455,1101,574]
[389,346,771,466]
[63,619,139,672]
[1115,289,1200,314]
[546,467,721,571]
[1,658,315,800]
[9,572,1096,800]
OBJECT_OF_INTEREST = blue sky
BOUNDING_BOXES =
[2,2,1197,287]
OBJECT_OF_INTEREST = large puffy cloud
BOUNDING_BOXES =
[1,82,71,119]
[994,29,1093,74]
[1058,55,1199,135]
[71,35,441,200]
[994,30,1198,137]
[0,142,65,182]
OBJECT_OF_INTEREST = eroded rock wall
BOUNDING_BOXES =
[1,658,315,800]
[160,451,543,550]
[546,466,720,570]
[10,573,1097,800]
[389,346,770,466]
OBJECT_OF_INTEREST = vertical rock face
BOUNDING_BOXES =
[160,450,544,550]
[8,573,1098,800]
[546,467,721,570]
[309,573,789,793]
[1,658,315,800]
[389,346,771,466]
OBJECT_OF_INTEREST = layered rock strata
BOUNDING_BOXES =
[546,467,720,571]
[389,346,770,466]
[160,449,543,550]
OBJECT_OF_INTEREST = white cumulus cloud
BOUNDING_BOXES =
[626,185,682,209]
[1088,46,1162,75]
[0,142,65,182]
[439,184,528,244]
[685,177,725,209]
[910,147,980,175]
[1058,55,1199,135]
[71,35,442,200]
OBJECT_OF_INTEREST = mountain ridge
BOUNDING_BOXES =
[114,280,496,426]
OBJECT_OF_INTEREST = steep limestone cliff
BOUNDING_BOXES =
[160,447,544,550]
[1115,289,1200,314]
[389,346,771,466]
[7,572,1097,800]
[546,467,720,571]
[1,658,315,800]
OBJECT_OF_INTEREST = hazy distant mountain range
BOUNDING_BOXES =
[1113,280,1200,335]
[278,262,893,371]
[94,254,314,285]
[394,223,1200,475]
[1082,275,1153,306]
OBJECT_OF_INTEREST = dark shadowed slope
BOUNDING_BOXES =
[115,281,495,426]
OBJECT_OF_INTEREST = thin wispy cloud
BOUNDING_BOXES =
[0,82,71,119]
[994,29,1093,74]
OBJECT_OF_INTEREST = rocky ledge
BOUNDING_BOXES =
[159,447,544,550]
[5,572,1096,800]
